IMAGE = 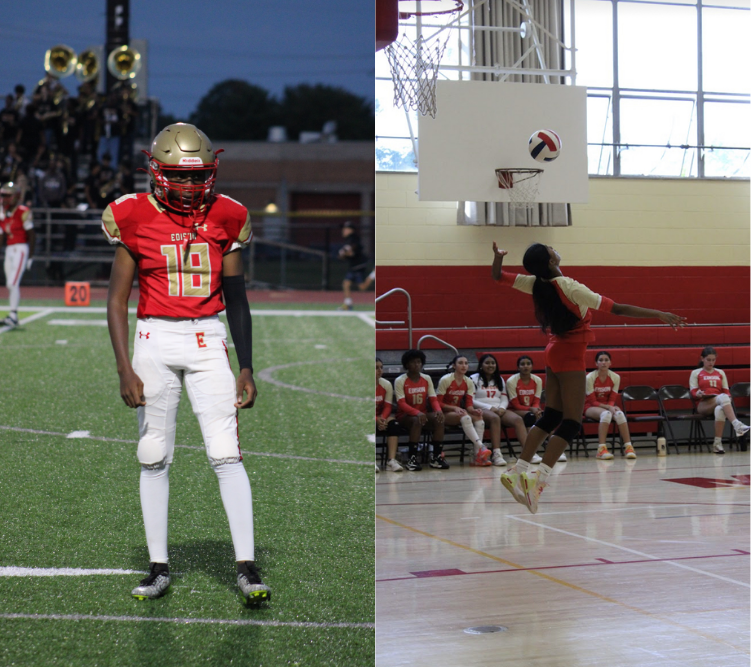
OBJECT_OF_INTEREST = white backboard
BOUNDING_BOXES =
[418,81,589,203]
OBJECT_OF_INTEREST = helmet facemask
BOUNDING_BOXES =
[149,158,217,214]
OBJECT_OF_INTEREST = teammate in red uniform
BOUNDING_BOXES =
[104,123,269,604]
[493,242,686,513]
[689,346,749,453]
[376,357,403,472]
[584,351,636,459]
[0,182,35,328]
[437,355,491,466]
[393,349,448,471]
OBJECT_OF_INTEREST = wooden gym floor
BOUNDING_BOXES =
[376,451,750,667]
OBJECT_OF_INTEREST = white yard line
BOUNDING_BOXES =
[256,358,371,402]
[0,612,373,629]
[3,306,374,318]
[508,514,750,588]
[0,425,371,466]
[0,308,55,334]
[0,567,143,577]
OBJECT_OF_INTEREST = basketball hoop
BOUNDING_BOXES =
[495,168,543,209]
[385,1,463,118]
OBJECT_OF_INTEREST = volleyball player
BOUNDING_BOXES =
[376,357,404,472]
[492,242,686,513]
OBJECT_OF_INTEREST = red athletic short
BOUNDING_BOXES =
[545,340,588,373]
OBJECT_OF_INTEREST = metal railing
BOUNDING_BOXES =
[417,335,458,357]
[376,287,413,348]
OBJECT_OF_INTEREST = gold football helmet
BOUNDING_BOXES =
[0,182,21,209]
[145,123,221,213]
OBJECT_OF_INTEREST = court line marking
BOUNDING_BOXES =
[256,358,371,402]
[0,426,371,467]
[376,514,749,654]
[507,515,750,588]
[0,612,373,629]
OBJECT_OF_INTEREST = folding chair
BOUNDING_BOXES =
[658,385,713,453]
[576,414,619,458]
[620,385,678,454]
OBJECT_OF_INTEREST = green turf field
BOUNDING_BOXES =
[0,303,375,666]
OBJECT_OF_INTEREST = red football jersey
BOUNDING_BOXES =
[102,193,252,319]
[0,204,33,245]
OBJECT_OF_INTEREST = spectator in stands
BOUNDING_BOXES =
[394,349,447,471]
[39,156,67,208]
[337,221,368,311]
[492,241,686,513]
[690,346,750,454]
[471,353,535,468]
[34,85,62,151]
[98,92,121,165]
[376,357,403,473]
[437,355,490,467]
[16,103,44,166]
[1,143,25,184]
[1,95,19,151]
[76,82,99,155]
[115,84,138,165]
[84,161,102,209]
[583,351,636,460]
[13,84,29,118]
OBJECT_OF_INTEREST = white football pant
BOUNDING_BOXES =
[133,316,255,563]
[4,243,28,313]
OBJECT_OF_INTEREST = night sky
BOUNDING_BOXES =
[0,0,374,119]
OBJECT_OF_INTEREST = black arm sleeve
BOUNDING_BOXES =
[222,274,253,373]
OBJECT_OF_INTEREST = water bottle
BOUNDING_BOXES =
[656,437,667,457]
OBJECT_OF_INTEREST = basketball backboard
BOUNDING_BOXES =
[417,80,589,203]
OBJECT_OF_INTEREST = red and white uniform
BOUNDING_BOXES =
[689,368,730,401]
[470,373,509,411]
[0,203,33,290]
[506,373,543,411]
[436,372,476,410]
[500,272,614,343]
[101,193,253,469]
[394,372,441,419]
[376,377,393,419]
[102,193,252,319]
[584,370,621,410]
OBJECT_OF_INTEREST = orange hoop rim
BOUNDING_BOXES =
[398,0,463,18]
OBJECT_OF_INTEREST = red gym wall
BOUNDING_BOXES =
[376,264,750,343]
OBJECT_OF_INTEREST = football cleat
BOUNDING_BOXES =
[3,315,19,329]
[237,561,271,605]
[131,562,170,600]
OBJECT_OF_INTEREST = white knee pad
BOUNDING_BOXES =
[715,394,731,407]
[137,435,168,469]
[599,411,613,424]
[459,414,481,444]
[207,433,243,466]
[714,405,727,422]
[613,409,627,425]
[473,420,485,438]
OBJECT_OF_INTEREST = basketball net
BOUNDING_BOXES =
[385,3,462,118]
[495,168,543,210]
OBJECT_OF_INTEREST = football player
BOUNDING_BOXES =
[337,220,368,310]
[103,123,270,604]
[0,181,34,329]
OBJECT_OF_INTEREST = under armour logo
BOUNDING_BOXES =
[139,331,150,339]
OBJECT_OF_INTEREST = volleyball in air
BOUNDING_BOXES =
[528,129,561,162]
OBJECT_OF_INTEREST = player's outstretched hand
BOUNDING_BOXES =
[119,369,145,408]
[235,369,257,409]
[659,311,688,330]
[492,241,508,258]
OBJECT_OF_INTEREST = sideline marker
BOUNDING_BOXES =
[64,282,90,307]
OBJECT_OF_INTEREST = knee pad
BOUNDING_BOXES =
[207,433,243,467]
[523,412,537,428]
[716,394,731,407]
[460,414,473,428]
[137,436,168,470]
[473,420,485,437]
[555,419,581,445]
[613,409,627,425]
[599,411,613,424]
[535,407,563,434]
[386,420,401,437]
[714,405,727,422]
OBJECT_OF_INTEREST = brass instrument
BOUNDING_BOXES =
[75,49,99,83]
[44,45,77,78]
[107,45,141,80]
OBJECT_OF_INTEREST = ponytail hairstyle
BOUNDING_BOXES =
[699,346,717,367]
[595,350,611,363]
[523,243,580,337]
[446,354,468,372]
[475,353,504,389]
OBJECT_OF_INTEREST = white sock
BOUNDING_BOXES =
[344,297,353,306]
[714,436,723,445]
[732,419,744,429]
[214,462,255,562]
[515,459,530,473]
[8,284,20,313]
[140,465,170,564]
[624,441,632,447]
[537,463,553,483]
